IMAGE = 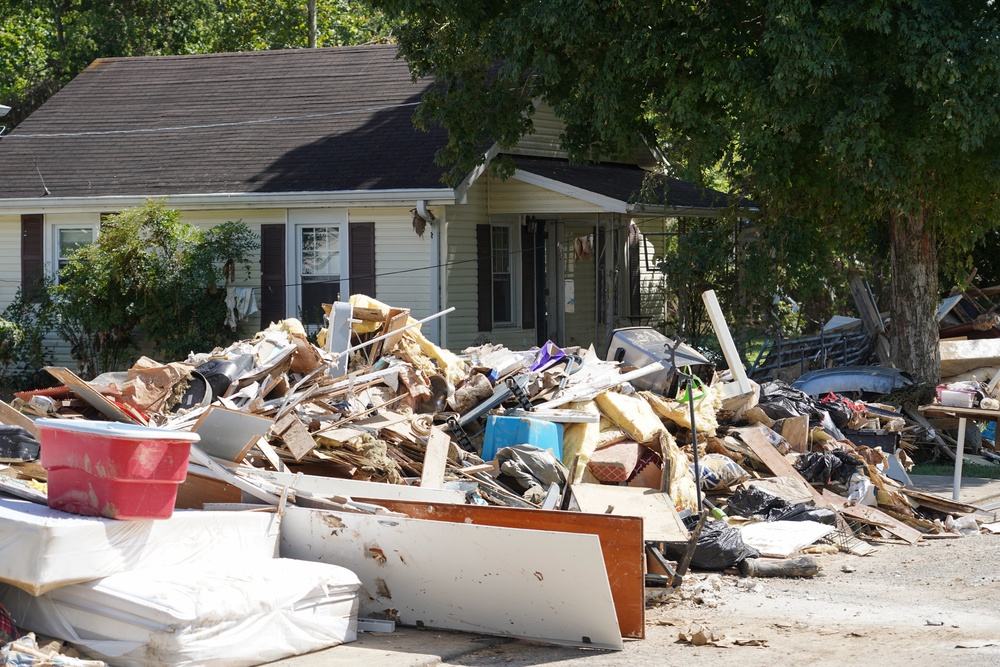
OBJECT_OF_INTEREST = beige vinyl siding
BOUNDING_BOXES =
[443,182,486,348]
[487,173,604,215]
[0,215,20,310]
[633,219,677,326]
[510,103,568,159]
[350,207,432,319]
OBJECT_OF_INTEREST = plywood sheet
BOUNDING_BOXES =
[570,484,687,542]
[43,367,140,424]
[192,407,273,462]
[356,499,644,639]
[280,507,623,650]
[272,414,318,461]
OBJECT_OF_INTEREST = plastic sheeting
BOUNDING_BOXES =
[0,497,279,594]
[0,559,360,667]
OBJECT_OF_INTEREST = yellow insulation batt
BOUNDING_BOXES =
[561,401,601,483]
[642,386,722,436]
[594,391,666,444]
[659,430,699,511]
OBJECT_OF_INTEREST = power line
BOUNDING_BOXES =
[1,102,421,139]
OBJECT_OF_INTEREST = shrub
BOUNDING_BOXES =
[0,283,53,396]
[51,200,258,375]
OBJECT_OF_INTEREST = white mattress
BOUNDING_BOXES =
[0,496,280,594]
[0,558,360,667]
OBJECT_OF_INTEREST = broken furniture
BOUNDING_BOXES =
[918,404,1000,500]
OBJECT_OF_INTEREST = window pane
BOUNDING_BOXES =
[301,226,339,276]
[493,276,512,323]
[59,228,94,259]
[491,225,513,324]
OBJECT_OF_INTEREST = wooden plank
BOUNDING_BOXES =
[253,437,287,472]
[380,308,411,354]
[271,414,318,461]
[420,426,450,490]
[781,415,810,453]
[43,367,140,424]
[352,307,386,322]
[570,484,687,542]
[822,490,922,544]
[191,407,274,462]
[733,425,834,510]
[355,499,646,640]
[246,469,465,504]
[280,507,624,650]
[0,400,39,438]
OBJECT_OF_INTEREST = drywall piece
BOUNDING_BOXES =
[419,426,449,490]
[192,407,274,462]
[356,499,645,639]
[280,507,624,650]
[570,484,687,542]
[739,520,836,558]
[0,558,359,667]
[702,289,751,394]
[0,496,279,595]
[244,469,465,504]
[0,399,39,438]
[940,339,1000,379]
[43,366,140,424]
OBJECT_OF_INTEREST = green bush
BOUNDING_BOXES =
[0,283,53,397]
[51,201,258,376]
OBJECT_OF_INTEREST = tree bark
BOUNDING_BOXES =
[889,207,941,383]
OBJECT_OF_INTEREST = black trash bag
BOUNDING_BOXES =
[776,504,838,525]
[662,518,760,570]
[727,485,792,521]
[758,381,822,421]
[819,398,853,429]
[794,450,862,484]
[0,426,40,462]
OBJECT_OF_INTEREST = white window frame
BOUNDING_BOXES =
[490,218,521,328]
[285,208,349,328]
[44,215,100,283]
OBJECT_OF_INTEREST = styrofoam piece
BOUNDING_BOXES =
[738,520,836,558]
[280,507,624,650]
[0,496,279,594]
[0,558,359,667]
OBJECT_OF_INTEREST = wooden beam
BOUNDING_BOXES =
[419,426,450,490]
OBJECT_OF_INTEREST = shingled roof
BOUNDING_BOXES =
[0,45,447,199]
[511,155,730,212]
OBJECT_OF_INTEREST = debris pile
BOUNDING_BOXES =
[0,292,998,664]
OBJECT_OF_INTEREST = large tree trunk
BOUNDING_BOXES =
[889,208,941,383]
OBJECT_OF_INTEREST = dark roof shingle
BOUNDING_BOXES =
[0,46,447,199]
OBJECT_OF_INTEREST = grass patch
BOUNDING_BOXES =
[911,462,1000,479]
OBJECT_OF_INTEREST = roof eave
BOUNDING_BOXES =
[0,188,457,214]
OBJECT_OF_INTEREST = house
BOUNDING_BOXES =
[0,45,731,365]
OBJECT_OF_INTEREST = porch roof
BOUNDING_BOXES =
[510,155,730,216]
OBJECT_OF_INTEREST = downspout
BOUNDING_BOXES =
[417,200,442,343]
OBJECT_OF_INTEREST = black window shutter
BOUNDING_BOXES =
[520,224,536,329]
[477,224,493,332]
[20,214,44,299]
[259,224,286,326]
[349,222,376,298]
[628,223,640,316]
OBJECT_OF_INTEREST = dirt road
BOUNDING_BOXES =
[434,533,1000,667]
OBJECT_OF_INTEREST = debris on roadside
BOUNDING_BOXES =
[1,289,999,664]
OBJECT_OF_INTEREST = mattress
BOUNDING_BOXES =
[0,558,360,667]
[0,496,280,594]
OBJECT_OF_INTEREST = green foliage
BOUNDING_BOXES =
[51,201,258,375]
[0,284,53,396]
[370,0,1000,378]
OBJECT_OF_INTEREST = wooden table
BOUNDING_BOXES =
[918,404,1000,500]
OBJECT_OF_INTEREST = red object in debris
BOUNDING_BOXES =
[37,419,200,520]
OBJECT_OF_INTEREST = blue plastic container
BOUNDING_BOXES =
[482,415,563,461]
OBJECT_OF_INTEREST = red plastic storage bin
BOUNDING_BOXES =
[37,419,200,520]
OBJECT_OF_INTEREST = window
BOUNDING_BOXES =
[299,225,341,327]
[52,224,97,281]
[491,225,514,324]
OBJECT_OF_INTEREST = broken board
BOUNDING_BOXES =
[271,414,318,461]
[733,425,834,510]
[191,407,273,462]
[419,426,449,490]
[280,507,623,650]
[0,400,39,439]
[43,367,140,424]
[354,499,645,639]
[569,484,687,542]
[821,490,922,544]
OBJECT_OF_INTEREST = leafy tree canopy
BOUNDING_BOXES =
[370,0,1000,381]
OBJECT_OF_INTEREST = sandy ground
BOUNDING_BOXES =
[433,533,1000,667]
